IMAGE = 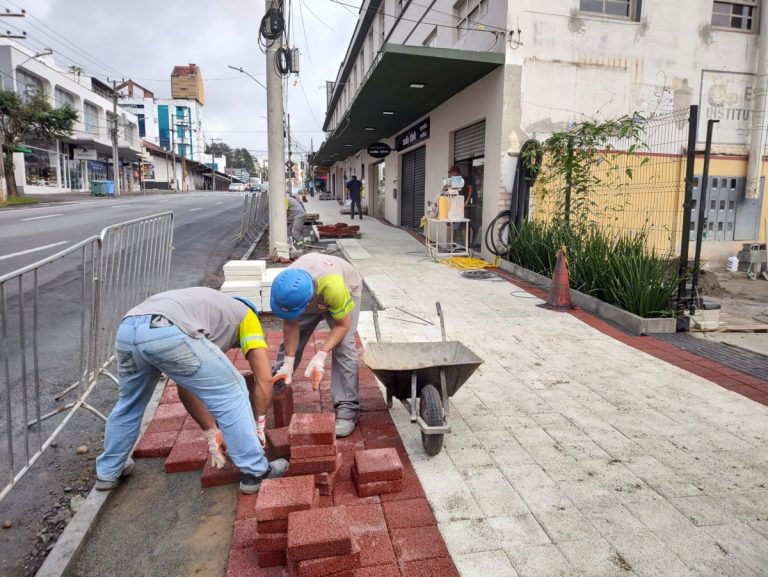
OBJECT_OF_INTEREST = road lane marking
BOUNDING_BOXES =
[0,241,70,262]
[21,213,63,222]
[189,208,202,212]
[215,201,224,205]
[110,204,129,208]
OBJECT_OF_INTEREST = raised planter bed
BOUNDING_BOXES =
[498,259,676,335]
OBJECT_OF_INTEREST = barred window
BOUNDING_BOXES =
[580,0,633,18]
[712,0,757,31]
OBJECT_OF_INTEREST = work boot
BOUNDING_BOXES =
[335,419,356,438]
[239,459,289,494]
[94,457,135,491]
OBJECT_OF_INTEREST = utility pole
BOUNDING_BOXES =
[286,113,292,192]
[210,136,223,191]
[265,0,287,255]
[170,114,177,191]
[109,79,121,197]
[0,9,26,202]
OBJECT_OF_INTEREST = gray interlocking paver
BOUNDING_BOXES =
[439,519,501,556]
[313,201,768,577]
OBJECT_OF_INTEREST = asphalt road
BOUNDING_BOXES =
[0,191,250,577]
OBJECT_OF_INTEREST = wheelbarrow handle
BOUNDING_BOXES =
[436,302,446,342]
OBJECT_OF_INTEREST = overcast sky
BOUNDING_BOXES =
[6,0,359,161]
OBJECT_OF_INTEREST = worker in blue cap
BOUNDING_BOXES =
[270,254,363,438]
[95,287,288,494]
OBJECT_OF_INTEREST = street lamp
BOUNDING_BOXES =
[227,65,267,90]
[18,48,53,68]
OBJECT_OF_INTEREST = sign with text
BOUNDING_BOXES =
[395,118,430,152]
[74,148,98,161]
[699,70,755,146]
[367,142,391,158]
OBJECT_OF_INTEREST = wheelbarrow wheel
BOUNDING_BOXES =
[419,384,444,456]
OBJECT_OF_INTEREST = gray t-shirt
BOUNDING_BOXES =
[126,287,249,351]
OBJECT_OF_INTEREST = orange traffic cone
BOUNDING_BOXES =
[544,246,572,310]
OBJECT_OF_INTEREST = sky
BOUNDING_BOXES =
[3,0,360,162]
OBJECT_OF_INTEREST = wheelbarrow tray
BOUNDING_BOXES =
[364,341,482,400]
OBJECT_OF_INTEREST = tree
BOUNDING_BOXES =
[0,89,78,200]
[206,141,231,157]
[229,147,256,173]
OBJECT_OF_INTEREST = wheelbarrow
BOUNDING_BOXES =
[364,302,483,455]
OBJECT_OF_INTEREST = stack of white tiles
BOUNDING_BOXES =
[220,260,267,311]
[259,267,286,313]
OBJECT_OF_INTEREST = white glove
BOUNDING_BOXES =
[256,415,266,447]
[305,350,328,391]
[272,356,295,386]
[204,427,227,469]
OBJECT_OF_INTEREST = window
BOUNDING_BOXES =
[455,0,489,39]
[84,102,99,135]
[423,27,437,47]
[712,1,757,31]
[54,87,74,109]
[137,114,146,137]
[456,0,468,38]
[580,0,633,18]
[16,69,43,96]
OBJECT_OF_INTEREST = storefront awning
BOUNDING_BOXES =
[14,145,33,153]
[312,44,503,167]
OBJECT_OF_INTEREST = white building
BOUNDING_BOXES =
[314,0,768,261]
[0,41,142,194]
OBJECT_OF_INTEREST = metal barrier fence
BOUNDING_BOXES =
[239,191,270,244]
[0,212,174,502]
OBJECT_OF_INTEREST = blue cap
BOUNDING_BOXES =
[270,269,314,320]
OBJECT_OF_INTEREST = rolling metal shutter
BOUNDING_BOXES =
[400,146,426,229]
[453,120,485,160]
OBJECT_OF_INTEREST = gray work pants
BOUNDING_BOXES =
[288,212,305,243]
[273,296,361,421]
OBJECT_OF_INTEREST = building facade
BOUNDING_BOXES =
[0,41,142,194]
[314,0,768,262]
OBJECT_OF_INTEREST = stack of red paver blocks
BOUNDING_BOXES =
[352,448,403,497]
[264,381,296,461]
[246,475,319,568]
[288,413,342,496]
[287,506,360,577]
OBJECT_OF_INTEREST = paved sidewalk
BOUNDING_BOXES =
[308,198,768,577]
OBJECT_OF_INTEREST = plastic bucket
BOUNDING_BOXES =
[726,256,739,272]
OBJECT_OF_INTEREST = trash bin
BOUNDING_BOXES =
[104,180,115,196]
[90,180,106,196]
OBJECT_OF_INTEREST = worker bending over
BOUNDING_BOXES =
[95,287,288,494]
[287,194,306,246]
[271,253,362,438]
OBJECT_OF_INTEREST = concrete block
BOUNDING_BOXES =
[355,531,396,568]
[289,453,341,475]
[390,526,449,564]
[399,557,460,577]
[609,532,697,577]
[266,426,292,460]
[352,566,400,577]
[258,518,290,534]
[159,384,180,404]
[146,402,187,433]
[258,549,288,568]
[382,499,434,530]
[200,460,241,488]
[505,543,571,577]
[274,384,295,428]
[231,518,259,549]
[353,448,403,483]
[344,503,387,536]
[237,494,259,520]
[255,531,288,552]
[287,506,355,561]
[557,537,632,577]
[454,550,520,577]
[163,439,207,473]
[133,430,179,459]
[438,519,500,555]
[355,478,403,498]
[255,475,317,521]
[333,481,380,506]
[487,515,551,550]
[290,413,336,445]
[295,541,360,577]
[226,547,259,577]
[293,442,338,459]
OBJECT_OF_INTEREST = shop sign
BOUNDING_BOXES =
[395,118,430,152]
[313,166,330,174]
[366,142,391,159]
[87,160,107,171]
[74,147,98,161]
[699,70,755,146]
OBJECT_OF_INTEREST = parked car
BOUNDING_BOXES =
[228,183,247,192]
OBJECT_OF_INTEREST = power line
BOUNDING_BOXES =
[299,0,336,32]
[296,77,322,130]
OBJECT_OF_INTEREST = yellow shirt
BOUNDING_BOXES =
[238,308,267,356]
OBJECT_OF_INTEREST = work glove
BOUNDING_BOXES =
[272,356,295,386]
[305,350,328,391]
[256,415,266,447]
[204,426,227,469]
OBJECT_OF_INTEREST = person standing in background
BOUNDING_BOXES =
[346,175,363,220]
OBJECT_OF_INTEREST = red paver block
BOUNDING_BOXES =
[360,423,399,443]
[355,479,403,498]
[146,402,188,433]
[182,415,202,430]
[133,430,179,459]
[379,471,425,503]
[266,426,291,460]
[356,532,396,568]
[293,442,338,459]
[164,439,207,473]
[353,566,400,577]
[259,517,290,534]
[382,499,434,530]
[391,526,449,564]
[400,558,459,577]
[292,541,360,577]
[315,468,339,486]
[344,504,387,536]
[319,495,334,508]
[256,531,288,552]
[201,459,242,488]
[333,481,380,506]
[353,449,403,484]
[361,397,389,412]
[288,453,341,476]
[232,517,260,549]
[287,506,355,561]
[227,547,259,577]
[274,384,295,429]
[255,475,318,521]
[358,411,392,426]
[160,384,180,404]
[259,549,288,568]
[289,413,336,446]
[237,494,259,520]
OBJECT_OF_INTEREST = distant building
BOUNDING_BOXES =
[171,63,204,105]
[0,41,141,194]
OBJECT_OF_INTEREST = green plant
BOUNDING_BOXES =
[0,196,37,207]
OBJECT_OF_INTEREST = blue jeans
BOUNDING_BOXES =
[96,315,268,481]
[350,195,362,219]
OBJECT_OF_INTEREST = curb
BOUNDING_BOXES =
[34,378,167,577]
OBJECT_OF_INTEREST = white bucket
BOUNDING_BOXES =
[726,256,739,273]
